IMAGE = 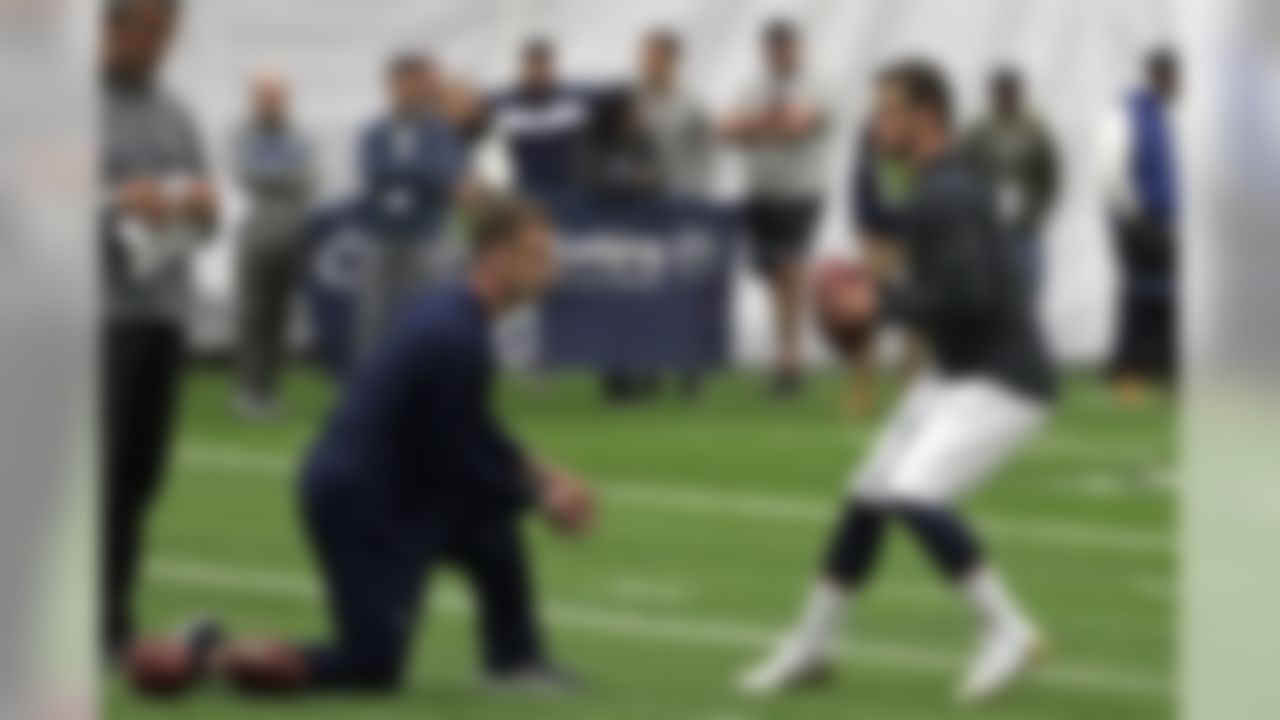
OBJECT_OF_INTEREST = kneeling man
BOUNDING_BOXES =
[223,194,594,693]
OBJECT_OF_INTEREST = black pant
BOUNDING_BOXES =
[103,318,186,657]
[301,485,544,690]
[1111,219,1178,384]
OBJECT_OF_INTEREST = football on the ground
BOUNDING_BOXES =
[813,258,876,358]
[221,640,310,695]
[124,640,199,698]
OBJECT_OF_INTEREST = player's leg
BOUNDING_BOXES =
[882,379,1049,701]
[449,511,576,691]
[746,199,802,396]
[103,319,184,660]
[220,486,433,693]
[739,375,943,693]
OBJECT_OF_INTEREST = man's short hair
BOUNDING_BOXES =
[388,51,431,78]
[1147,46,1177,77]
[107,0,177,20]
[648,28,682,57]
[991,65,1021,92]
[466,193,545,258]
[523,37,553,62]
[880,58,953,127]
[763,18,799,46]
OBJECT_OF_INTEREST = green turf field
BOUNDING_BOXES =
[106,368,1175,719]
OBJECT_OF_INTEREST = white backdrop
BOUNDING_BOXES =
[165,0,1176,365]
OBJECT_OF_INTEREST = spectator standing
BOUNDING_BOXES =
[721,20,831,397]
[355,53,468,362]
[231,70,315,416]
[1099,48,1181,404]
[101,0,218,659]
[489,39,595,208]
[634,29,713,201]
[964,67,1060,293]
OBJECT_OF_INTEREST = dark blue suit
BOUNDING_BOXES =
[300,283,544,688]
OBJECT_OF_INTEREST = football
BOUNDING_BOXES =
[124,640,199,698]
[812,258,877,358]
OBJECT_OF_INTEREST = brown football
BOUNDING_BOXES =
[124,640,199,698]
[221,640,310,695]
[813,258,876,357]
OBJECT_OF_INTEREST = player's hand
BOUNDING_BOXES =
[844,275,878,323]
[540,470,596,537]
[176,179,218,225]
[117,178,172,226]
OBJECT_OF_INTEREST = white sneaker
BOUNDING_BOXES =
[955,622,1046,703]
[737,633,834,696]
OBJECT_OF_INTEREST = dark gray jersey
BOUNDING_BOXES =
[879,151,1056,400]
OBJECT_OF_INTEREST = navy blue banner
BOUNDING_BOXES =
[537,197,737,371]
[302,196,738,377]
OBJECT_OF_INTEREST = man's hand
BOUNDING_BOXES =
[117,178,172,226]
[769,103,821,140]
[718,111,764,144]
[175,179,218,226]
[539,467,596,537]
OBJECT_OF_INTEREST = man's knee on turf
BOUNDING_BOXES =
[307,644,411,692]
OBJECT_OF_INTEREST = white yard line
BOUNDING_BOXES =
[146,557,1170,700]
[174,444,1172,557]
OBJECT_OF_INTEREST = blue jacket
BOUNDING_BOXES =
[1128,89,1179,229]
[303,283,533,513]
[359,111,466,240]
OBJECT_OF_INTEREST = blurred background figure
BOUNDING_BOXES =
[490,39,594,206]
[964,66,1060,294]
[633,28,715,400]
[356,53,468,362]
[231,70,315,418]
[635,28,713,202]
[846,125,918,415]
[101,0,217,660]
[1100,48,1180,406]
[578,88,664,404]
[576,90,660,204]
[721,19,830,398]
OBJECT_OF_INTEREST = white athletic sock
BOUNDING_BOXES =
[788,580,848,656]
[961,567,1031,633]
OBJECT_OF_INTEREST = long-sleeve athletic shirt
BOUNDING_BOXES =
[102,75,211,323]
[303,283,535,514]
[879,151,1056,401]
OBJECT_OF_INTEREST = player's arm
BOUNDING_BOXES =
[877,187,1006,327]
[717,110,765,144]
[764,99,825,141]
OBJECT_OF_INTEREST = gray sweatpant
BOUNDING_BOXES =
[235,230,300,401]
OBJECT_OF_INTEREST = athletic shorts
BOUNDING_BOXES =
[743,197,821,276]
[848,372,1049,505]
